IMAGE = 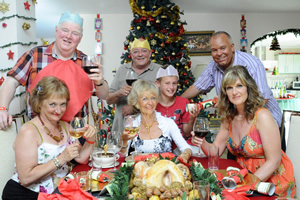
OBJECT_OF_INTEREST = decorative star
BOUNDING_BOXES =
[0,0,9,14]
[32,0,37,4]
[24,1,31,10]
[7,50,14,60]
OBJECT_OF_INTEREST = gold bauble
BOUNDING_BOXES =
[141,5,145,10]
[160,57,164,60]
[184,43,188,47]
[185,66,189,70]
[156,19,160,23]
[178,22,181,26]
[137,26,141,30]
[153,5,156,9]
[170,21,175,25]
[152,54,155,57]
[176,63,179,66]
[152,59,157,63]
[172,52,176,55]
[130,26,133,30]
[155,50,158,54]
[22,22,31,30]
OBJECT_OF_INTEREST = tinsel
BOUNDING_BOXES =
[0,41,37,49]
[250,29,300,48]
[0,14,36,22]
[0,68,12,72]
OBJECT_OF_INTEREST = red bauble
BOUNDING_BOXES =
[150,34,154,38]
[2,23,7,28]
[184,73,187,76]
[124,46,127,50]
[128,55,132,59]
[107,127,110,132]
[102,134,106,138]
[105,119,108,123]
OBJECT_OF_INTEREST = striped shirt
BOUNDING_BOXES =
[194,51,282,127]
[7,42,88,120]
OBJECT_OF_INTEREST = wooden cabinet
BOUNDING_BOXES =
[278,54,300,73]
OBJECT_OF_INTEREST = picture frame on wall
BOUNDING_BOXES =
[182,31,215,56]
[95,18,102,30]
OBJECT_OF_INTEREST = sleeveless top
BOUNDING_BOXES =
[11,121,75,194]
[227,108,296,197]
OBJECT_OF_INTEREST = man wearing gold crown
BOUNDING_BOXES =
[0,11,109,129]
[107,38,161,132]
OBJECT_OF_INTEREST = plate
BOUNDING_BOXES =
[90,161,120,169]
[210,169,260,187]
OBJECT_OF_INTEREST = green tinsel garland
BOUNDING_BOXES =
[0,14,36,22]
[0,41,37,49]
[250,28,300,48]
[14,91,26,97]
[0,68,12,72]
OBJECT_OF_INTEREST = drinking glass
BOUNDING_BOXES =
[125,70,137,86]
[106,131,123,171]
[69,117,86,157]
[82,55,101,93]
[193,117,209,156]
[123,115,139,155]
[193,180,210,200]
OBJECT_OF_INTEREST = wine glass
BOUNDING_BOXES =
[123,115,139,155]
[69,117,86,157]
[106,131,123,171]
[82,55,101,92]
[125,70,137,86]
[193,117,210,157]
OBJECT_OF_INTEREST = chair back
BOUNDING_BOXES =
[0,122,17,196]
[285,113,300,198]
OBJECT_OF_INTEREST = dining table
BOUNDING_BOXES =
[71,153,277,200]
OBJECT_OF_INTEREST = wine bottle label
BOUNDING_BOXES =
[255,182,275,196]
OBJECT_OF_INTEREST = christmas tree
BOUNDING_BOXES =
[121,0,201,102]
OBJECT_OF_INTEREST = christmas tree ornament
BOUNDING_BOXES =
[170,21,175,25]
[160,57,164,60]
[137,26,140,30]
[7,50,14,60]
[172,52,175,55]
[32,0,38,4]
[180,56,186,64]
[161,15,167,19]
[0,0,9,14]
[146,20,151,26]
[155,50,158,54]
[178,22,181,26]
[24,1,31,10]
[176,63,179,66]
[2,22,7,28]
[150,39,157,46]
[130,26,133,30]
[141,5,145,10]
[152,59,156,63]
[269,36,281,51]
[22,22,31,30]
[153,5,156,9]
[156,19,160,23]
[161,43,165,47]
[152,54,155,57]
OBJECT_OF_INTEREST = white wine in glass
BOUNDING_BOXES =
[124,115,139,154]
[69,117,85,158]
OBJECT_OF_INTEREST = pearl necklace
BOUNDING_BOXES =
[38,115,64,142]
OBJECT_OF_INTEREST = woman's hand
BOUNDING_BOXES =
[83,124,97,143]
[178,148,192,163]
[191,131,204,146]
[60,143,81,162]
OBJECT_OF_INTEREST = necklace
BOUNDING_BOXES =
[141,118,155,134]
[38,115,64,142]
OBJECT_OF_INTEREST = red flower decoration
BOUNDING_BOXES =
[7,50,14,60]
[2,23,7,28]
[24,1,31,10]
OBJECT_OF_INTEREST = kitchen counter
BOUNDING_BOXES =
[276,98,300,112]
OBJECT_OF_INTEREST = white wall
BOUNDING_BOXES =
[41,12,300,90]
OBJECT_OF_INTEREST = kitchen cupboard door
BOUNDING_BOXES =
[293,55,300,73]
[278,55,288,73]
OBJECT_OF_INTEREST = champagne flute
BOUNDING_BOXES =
[123,115,139,155]
[125,70,137,86]
[69,117,86,157]
[193,117,210,157]
[106,131,123,171]
[82,55,101,93]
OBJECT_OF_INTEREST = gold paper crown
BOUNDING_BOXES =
[130,38,150,50]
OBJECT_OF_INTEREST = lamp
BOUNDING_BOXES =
[269,36,281,51]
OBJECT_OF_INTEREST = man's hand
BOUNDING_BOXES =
[122,105,135,116]
[0,110,12,130]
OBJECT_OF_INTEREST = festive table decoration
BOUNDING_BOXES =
[24,1,31,10]
[0,76,5,86]
[0,0,9,14]
[7,50,14,60]
[2,22,7,28]
[41,38,49,45]
[22,22,31,30]
[32,0,37,4]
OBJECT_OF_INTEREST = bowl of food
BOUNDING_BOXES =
[92,150,120,168]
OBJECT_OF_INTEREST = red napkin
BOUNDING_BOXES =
[28,59,92,122]
[38,179,97,200]
[222,185,252,200]
[133,152,175,162]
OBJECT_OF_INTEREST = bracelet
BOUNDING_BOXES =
[96,79,105,87]
[52,157,62,169]
[0,107,8,111]
[85,139,95,144]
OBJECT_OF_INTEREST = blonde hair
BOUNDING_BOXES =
[30,76,70,114]
[218,65,265,122]
[127,79,159,111]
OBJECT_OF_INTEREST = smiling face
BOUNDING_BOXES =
[136,91,158,116]
[39,95,67,122]
[210,33,235,69]
[226,78,248,106]
[157,76,178,98]
[54,22,82,58]
[131,47,151,69]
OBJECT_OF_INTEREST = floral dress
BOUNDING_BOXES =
[11,121,75,194]
[227,108,296,197]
